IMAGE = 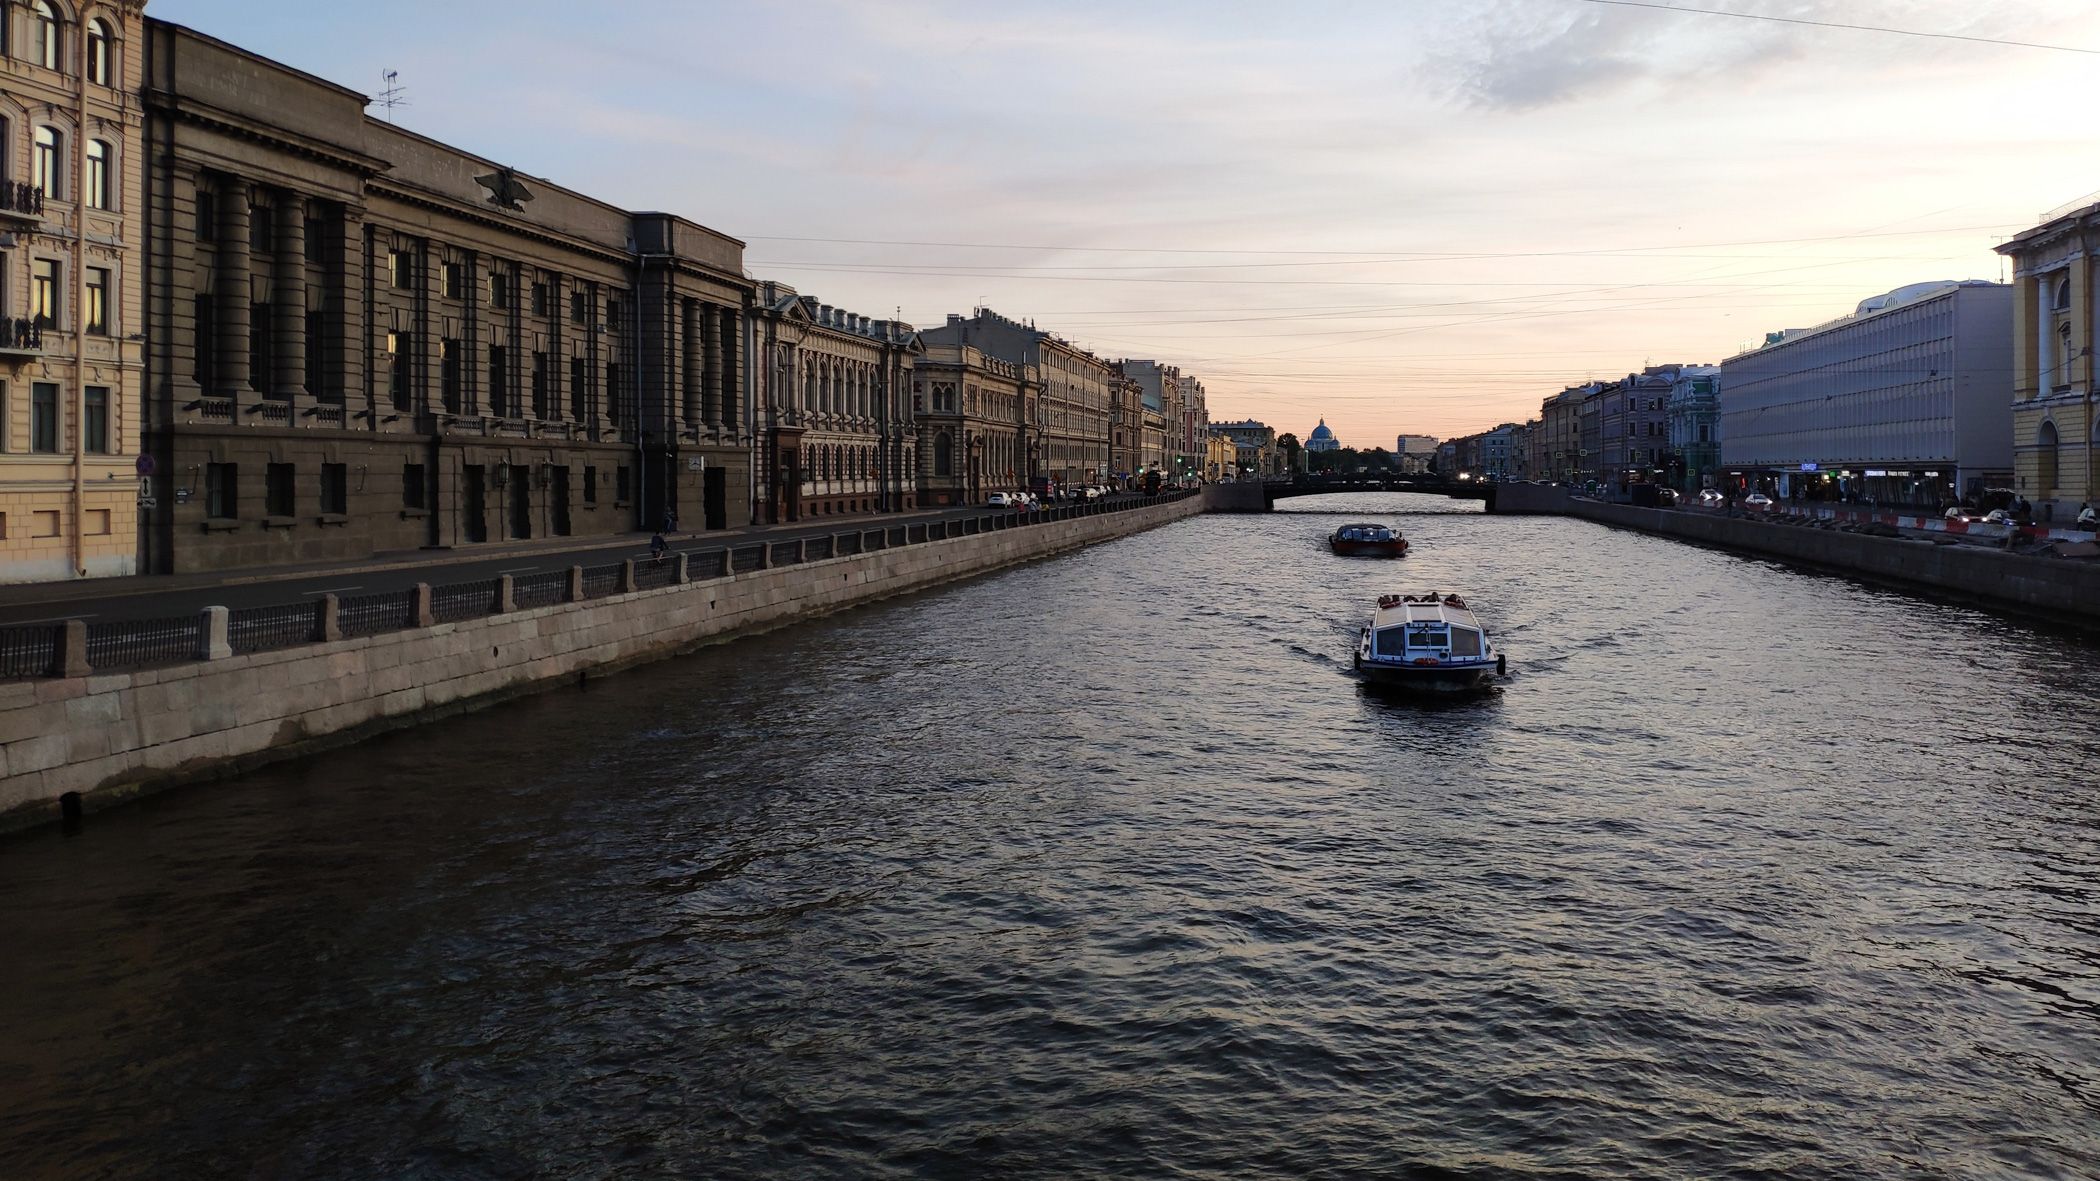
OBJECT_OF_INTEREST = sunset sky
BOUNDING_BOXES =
[159,0,2100,448]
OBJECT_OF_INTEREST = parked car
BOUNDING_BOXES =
[1743,492,1774,510]
[1698,489,1726,507]
[986,492,1014,508]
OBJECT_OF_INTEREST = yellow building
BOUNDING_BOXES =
[1204,430,1236,480]
[1,0,145,581]
[1998,196,2100,520]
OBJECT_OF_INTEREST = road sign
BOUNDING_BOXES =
[137,497,157,509]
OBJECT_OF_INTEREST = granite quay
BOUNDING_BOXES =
[0,491,1202,832]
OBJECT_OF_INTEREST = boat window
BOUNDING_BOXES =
[1405,625,1447,649]
[1374,627,1411,657]
[1449,628,1483,657]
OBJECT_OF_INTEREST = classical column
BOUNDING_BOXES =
[701,303,722,430]
[681,298,702,430]
[333,207,364,411]
[273,194,308,399]
[215,179,252,393]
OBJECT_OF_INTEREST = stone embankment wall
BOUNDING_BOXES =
[1490,484,2100,624]
[1,497,1205,831]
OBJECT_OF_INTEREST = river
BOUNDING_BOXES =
[3,493,2097,1179]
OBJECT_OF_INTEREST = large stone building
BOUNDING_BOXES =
[910,338,1034,506]
[1,0,145,582]
[1537,383,1598,484]
[1107,370,1143,485]
[137,20,755,574]
[1665,366,1720,492]
[1720,281,2012,508]
[1598,366,1682,493]
[1119,359,1191,475]
[1171,371,1208,476]
[1212,418,1275,477]
[1998,199,2100,520]
[917,309,1111,493]
[750,282,919,522]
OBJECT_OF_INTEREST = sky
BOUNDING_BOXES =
[155,0,2100,448]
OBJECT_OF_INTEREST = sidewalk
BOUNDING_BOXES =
[0,505,968,611]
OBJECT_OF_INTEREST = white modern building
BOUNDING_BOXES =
[1394,434,1438,473]
[1719,281,2014,508]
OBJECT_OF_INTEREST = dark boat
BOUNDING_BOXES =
[1353,592,1506,694]
[1329,522,1409,557]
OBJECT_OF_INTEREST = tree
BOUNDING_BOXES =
[1277,432,1302,474]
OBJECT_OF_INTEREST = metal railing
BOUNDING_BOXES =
[229,603,319,654]
[0,317,43,352]
[0,625,57,679]
[0,181,44,217]
[85,615,200,670]
[1,490,1200,679]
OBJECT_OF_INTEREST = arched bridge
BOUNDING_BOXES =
[1267,477,1488,505]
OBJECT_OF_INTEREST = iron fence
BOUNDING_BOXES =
[432,579,498,622]
[838,532,864,557]
[340,590,415,637]
[513,571,570,610]
[229,602,320,654]
[768,540,801,566]
[86,615,201,671]
[688,550,729,580]
[581,563,625,598]
[731,544,766,573]
[634,559,679,590]
[806,535,835,561]
[0,625,57,679]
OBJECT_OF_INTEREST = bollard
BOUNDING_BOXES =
[567,564,586,602]
[619,559,637,594]
[790,538,806,563]
[194,606,231,660]
[60,618,91,676]
[411,583,434,628]
[495,575,516,614]
[757,542,772,570]
[318,593,343,641]
[673,552,690,584]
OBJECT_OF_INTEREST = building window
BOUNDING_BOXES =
[196,189,216,240]
[193,293,216,387]
[84,267,108,335]
[391,250,414,289]
[206,462,238,519]
[616,465,631,504]
[86,20,112,85]
[440,338,461,411]
[320,463,347,514]
[84,385,108,452]
[934,431,953,477]
[531,282,549,317]
[570,355,587,421]
[31,259,60,328]
[249,301,271,390]
[2039,419,2061,491]
[248,203,272,253]
[443,261,466,300]
[85,140,110,210]
[266,463,295,517]
[402,463,426,509]
[31,382,59,453]
[489,271,510,309]
[488,344,508,416]
[2053,274,2073,312]
[305,308,323,394]
[531,350,549,418]
[569,291,586,324]
[607,361,623,428]
[30,1,59,70]
[605,298,621,331]
[387,332,410,410]
[583,466,597,504]
[32,127,60,198]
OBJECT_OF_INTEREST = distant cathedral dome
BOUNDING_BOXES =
[1305,418,1341,451]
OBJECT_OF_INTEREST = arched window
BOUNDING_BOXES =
[934,432,953,477]
[33,126,61,198]
[31,1,60,70]
[85,139,109,209]
[2038,419,2061,492]
[2053,274,2073,312]
[86,18,110,85]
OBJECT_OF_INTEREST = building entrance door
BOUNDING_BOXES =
[704,465,727,531]
[550,467,571,536]
[509,465,531,539]
[463,465,487,543]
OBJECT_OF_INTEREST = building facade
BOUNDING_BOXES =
[1665,366,1720,492]
[1,0,146,582]
[1394,434,1437,474]
[1720,281,2012,507]
[910,340,1034,506]
[1537,384,1597,484]
[1107,370,1142,485]
[138,21,757,574]
[1598,366,1680,493]
[917,309,1111,494]
[1998,200,2100,520]
[750,282,918,522]
[1119,359,1185,475]
[1212,418,1275,477]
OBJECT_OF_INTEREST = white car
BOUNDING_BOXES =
[1743,492,1774,510]
[986,492,1013,508]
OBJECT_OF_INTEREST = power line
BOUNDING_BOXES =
[1573,0,2100,56]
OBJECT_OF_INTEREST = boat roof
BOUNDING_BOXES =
[1371,593,1483,629]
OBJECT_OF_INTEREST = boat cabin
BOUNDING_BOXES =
[1334,523,1398,542]
[1368,593,1488,663]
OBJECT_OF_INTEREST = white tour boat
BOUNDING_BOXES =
[1353,592,1506,693]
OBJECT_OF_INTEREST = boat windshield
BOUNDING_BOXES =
[1338,524,1392,540]
[1373,626,1410,657]
[1449,627,1482,657]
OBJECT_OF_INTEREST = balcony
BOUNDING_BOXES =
[0,317,43,358]
[0,182,45,223]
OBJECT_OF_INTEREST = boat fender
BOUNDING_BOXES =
[1497,653,1507,677]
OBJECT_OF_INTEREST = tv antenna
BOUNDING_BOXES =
[377,69,409,121]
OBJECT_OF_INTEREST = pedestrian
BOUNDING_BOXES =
[2080,502,2097,531]
[649,530,668,565]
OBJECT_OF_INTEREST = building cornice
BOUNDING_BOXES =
[145,89,390,178]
